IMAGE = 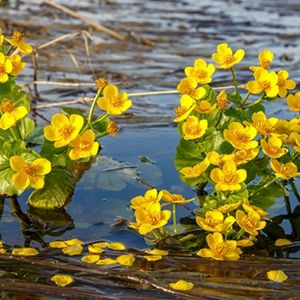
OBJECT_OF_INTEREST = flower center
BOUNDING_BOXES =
[261,58,271,69]
[174,106,186,117]
[189,125,201,135]
[0,100,14,113]
[224,173,237,184]
[224,55,234,65]
[24,163,37,177]
[111,96,123,107]
[259,80,271,90]
[236,132,249,143]
[242,215,259,230]
[148,215,159,225]
[277,79,284,88]
[193,70,207,79]
[59,125,73,139]
[213,243,228,258]
[12,31,24,43]
[0,64,5,74]
[80,141,91,151]
[182,87,194,96]
[207,217,221,227]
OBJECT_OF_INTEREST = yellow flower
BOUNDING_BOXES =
[96,258,117,265]
[169,280,194,291]
[249,49,274,72]
[0,99,28,130]
[261,137,288,158]
[274,239,292,247]
[81,254,101,264]
[68,129,99,160]
[194,100,216,114]
[88,243,106,254]
[287,92,300,112]
[0,53,12,83]
[243,202,268,218]
[288,132,300,152]
[107,242,126,251]
[161,190,194,205]
[210,161,247,191]
[176,77,206,99]
[106,120,119,136]
[97,84,132,115]
[129,202,171,235]
[131,188,163,209]
[270,159,300,180]
[116,254,135,267]
[232,148,259,165]
[95,77,108,89]
[180,158,210,178]
[276,70,296,98]
[44,113,84,148]
[212,43,245,69]
[5,31,33,54]
[217,202,241,213]
[236,210,266,236]
[62,245,83,256]
[51,274,73,287]
[197,232,241,260]
[9,54,26,77]
[246,69,279,98]
[196,211,235,232]
[49,238,84,248]
[173,95,196,122]
[245,111,278,136]
[267,270,288,283]
[207,151,233,167]
[182,115,208,140]
[10,156,51,190]
[224,122,258,149]
[12,247,39,256]
[216,90,227,110]
[184,58,215,84]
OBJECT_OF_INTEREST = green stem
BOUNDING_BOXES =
[172,204,177,235]
[250,177,277,196]
[230,68,238,95]
[87,88,103,126]
[9,127,20,141]
[6,45,14,56]
[241,92,250,105]
[235,228,245,240]
[242,93,264,109]
[290,180,300,203]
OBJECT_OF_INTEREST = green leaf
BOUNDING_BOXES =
[19,117,35,140]
[0,168,23,196]
[244,103,265,121]
[28,167,76,210]
[26,126,44,145]
[227,93,242,104]
[219,141,234,154]
[61,107,85,117]
[224,107,244,122]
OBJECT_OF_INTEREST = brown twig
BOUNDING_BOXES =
[42,0,125,41]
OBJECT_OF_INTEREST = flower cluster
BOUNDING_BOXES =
[128,43,299,261]
[0,29,132,209]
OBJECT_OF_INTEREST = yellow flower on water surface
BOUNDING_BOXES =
[161,190,194,205]
[10,156,51,190]
[107,242,126,251]
[216,90,227,110]
[236,209,266,236]
[249,49,274,72]
[173,94,196,122]
[182,115,208,140]
[210,160,247,191]
[131,188,163,209]
[270,159,300,180]
[197,232,241,261]
[97,84,132,115]
[12,247,39,256]
[246,69,279,98]
[232,148,259,165]
[217,202,241,214]
[244,111,278,136]
[51,274,73,287]
[287,92,300,112]
[9,54,26,77]
[49,238,84,248]
[0,99,28,130]
[179,158,210,178]
[5,31,33,54]
[261,137,288,158]
[267,270,288,283]
[184,58,215,84]
[196,211,235,232]
[130,202,171,235]
[169,280,194,291]
[0,53,12,83]
[223,122,258,150]
[62,245,83,256]
[276,70,296,98]
[116,254,135,267]
[44,113,84,148]
[81,254,101,264]
[176,77,206,99]
[195,100,216,114]
[68,129,99,160]
[212,43,245,69]
[207,151,233,167]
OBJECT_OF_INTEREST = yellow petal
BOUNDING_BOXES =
[52,113,69,127]
[12,247,39,256]
[274,239,292,247]
[267,270,288,283]
[10,156,25,172]
[49,241,67,248]
[12,172,30,190]
[32,158,51,175]
[62,245,83,256]
[144,255,162,261]
[107,242,126,251]
[65,239,84,246]
[144,248,169,256]
[30,176,45,189]
[116,254,135,267]
[96,258,117,265]
[81,254,100,264]
[169,280,194,291]
[51,274,73,287]
[88,245,105,254]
